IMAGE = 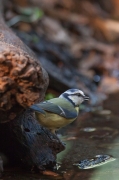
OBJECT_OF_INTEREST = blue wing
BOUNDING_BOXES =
[30,104,46,115]
[30,99,77,119]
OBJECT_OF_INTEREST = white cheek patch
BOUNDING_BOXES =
[69,95,84,105]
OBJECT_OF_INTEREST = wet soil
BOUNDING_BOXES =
[2,92,119,180]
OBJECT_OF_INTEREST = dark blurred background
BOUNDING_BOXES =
[4,0,119,105]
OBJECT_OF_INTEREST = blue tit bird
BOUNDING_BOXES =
[30,89,89,134]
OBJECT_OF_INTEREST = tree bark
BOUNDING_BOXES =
[0,109,65,170]
[0,0,64,170]
[0,0,48,122]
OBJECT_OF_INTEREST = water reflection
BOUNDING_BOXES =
[90,132,119,180]
[56,109,119,180]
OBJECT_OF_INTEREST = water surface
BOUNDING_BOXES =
[2,93,119,180]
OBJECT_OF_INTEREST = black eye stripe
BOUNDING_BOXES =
[72,93,82,96]
[65,92,84,97]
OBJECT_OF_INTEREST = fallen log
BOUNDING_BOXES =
[0,0,64,170]
[0,109,65,170]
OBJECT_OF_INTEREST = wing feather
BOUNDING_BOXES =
[30,104,46,115]
[30,98,78,119]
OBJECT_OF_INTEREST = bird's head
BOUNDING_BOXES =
[59,89,89,106]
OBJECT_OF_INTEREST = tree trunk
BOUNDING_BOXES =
[0,0,65,170]
[0,0,48,122]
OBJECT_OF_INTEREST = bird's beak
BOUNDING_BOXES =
[84,96,89,101]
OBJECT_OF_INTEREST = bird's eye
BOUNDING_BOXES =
[77,94,81,97]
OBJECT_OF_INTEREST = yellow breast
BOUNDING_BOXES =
[35,111,76,131]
